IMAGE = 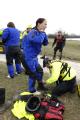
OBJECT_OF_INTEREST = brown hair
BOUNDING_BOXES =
[7,22,15,28]
[36,18,46,27]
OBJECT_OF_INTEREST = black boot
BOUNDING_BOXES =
[37,82,48,91]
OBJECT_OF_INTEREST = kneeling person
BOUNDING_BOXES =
[43,58,76,97]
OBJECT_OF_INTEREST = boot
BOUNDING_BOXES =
[37,82,48,91]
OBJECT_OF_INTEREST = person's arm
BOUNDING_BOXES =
[46,62,61,84]
[42,33,48,46]
[46,69,60,84]
[2,28,9,43]
[63,36,66,46]
[21,35,26,49]
[52,37,56,47]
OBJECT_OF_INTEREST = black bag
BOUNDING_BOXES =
[0,88,5,105]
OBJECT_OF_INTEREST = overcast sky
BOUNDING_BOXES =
[0,0,80,34]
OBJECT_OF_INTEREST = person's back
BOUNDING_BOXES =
[2,22,23,78]
[46,60,76,82]
[2,27,20,47]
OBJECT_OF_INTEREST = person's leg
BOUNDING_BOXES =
[59,44,64,60]
[28,76,41,95]
[68,77,76,93]
[59,51,62,60]
[53,45,59,60]
[26,59,38,92]
[6,51,14,78]
[35,61,48,91]
[6,55,14,78]
[14,48,23,74]
[7,65,14,78]
[52,78,76,97]
[15,62,23,74]
[53,47,57,59]
[51,81,70,97]
[28,76,36,93]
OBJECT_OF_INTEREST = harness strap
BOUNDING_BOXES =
[51,60,71,80]
[60,67,71,80]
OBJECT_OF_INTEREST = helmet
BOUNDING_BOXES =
[26,25,32,33]
[20,92,33,102]
[43,57,51,67]
[25,96,41,112]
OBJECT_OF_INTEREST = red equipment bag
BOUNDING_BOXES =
[34,105,63,120]
[26,95,64,120]
[40,97,65,114]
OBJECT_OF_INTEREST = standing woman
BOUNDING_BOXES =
[22,18,48,94]
[2,22,23,78]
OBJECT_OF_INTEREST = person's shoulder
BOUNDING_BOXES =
[28,28,38,36]
[3,28,8,31]
[7,27,14,31]
[12,27,19,31]
[11,28,20,33]
[32,28,39,34]
[3,28,10,33]
[41,31,46,35]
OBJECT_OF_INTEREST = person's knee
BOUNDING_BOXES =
[59,48,63,52]
[7,60,13,65]
[54,47,57,52]
[36,65,43,75]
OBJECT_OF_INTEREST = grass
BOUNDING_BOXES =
[42,39,80,62]
[0,62,80,120]
[0,39,80,120]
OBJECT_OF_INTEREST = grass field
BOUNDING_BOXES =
[0,63,80,120]
[0,39,80,120]
[42,39,80,61]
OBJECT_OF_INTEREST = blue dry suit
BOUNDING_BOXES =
[22,28,48,92]
[2,27,23,77]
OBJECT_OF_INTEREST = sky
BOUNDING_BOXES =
[0,0,80,34]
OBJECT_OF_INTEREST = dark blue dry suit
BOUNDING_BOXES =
[22,28,48,92]
[2,27,23,78]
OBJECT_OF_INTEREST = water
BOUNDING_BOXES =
[67,38,80,41]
